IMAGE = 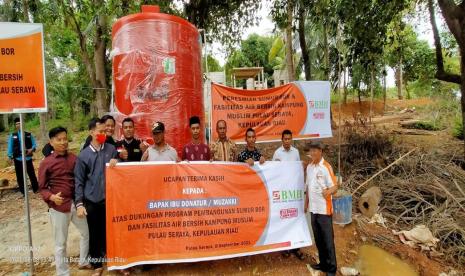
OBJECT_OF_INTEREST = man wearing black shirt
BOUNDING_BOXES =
[237,128,265,166]
[116,117,147,162]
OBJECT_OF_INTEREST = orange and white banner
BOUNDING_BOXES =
[211,81,332,142]
[106,161,311,270]
[0,23,47,113]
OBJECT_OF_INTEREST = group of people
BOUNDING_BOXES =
[7,114,338,276]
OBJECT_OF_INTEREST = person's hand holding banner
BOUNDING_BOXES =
[246,158,254,166]
[77,206,87,218]
[105,161,311,270]
[109,158,118,168]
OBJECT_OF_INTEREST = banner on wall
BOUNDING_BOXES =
[211,81,332,143]
[106,161,311,270]
[0,23,47,113]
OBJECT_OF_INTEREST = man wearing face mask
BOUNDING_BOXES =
[182,116,210,161]
[81,115,117,150]
[74,118,118,276]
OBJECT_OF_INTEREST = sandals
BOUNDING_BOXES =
[91,267,104,276]
[78,264,93,270]
[119,269,131,276]
[293,249,306,260]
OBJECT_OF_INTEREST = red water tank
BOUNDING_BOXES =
[111,5,204,154]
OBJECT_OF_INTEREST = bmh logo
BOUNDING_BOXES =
[308,100,329,109]
[280,208,298,219]
[272,191,281,201]
[272,190,304,203]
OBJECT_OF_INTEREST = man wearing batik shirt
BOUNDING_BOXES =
[182,116,211,161]
[210,120,237,162]
[237,128,265,166]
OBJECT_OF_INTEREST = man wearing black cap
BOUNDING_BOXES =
[305,141,338,276]
[7,117,39,195]
[141,121,179,162]
[182,116,210,161]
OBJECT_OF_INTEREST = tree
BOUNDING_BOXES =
[225,34,275,85]
[338,0,408,112]
[205,55,223,72]
[271,0,296,81]
[11,0,49,141]
[184,0,261,48]
[297,1,311,80]
[385,22,435,99]
[284,1,296,81]
[56,0,111,116]
[427,0,465,157]
[268,36,286,70]
[56,0,261,115]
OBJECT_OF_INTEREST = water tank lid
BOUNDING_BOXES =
[141,5,160,13]
[112,6,198,36]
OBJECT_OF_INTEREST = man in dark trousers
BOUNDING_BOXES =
[116,117,148,162]
[7,117,39,195]
[75,118,118,276]
[305,141,338,276]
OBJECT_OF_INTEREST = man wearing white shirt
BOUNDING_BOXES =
[272,129,300,162]
[304,141,338,276]
[273,130,305,260]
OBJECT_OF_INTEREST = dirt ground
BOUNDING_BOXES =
[0,98,463,275]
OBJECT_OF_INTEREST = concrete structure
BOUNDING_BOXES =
[273,69,290,87]
[231,67,267,90]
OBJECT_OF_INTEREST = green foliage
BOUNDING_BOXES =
[268,36,285,69]
[413,95,461,134]
[225,34,275,86]
[338,0,409,74]
[385,21,436,88]
[205,55,223,72]
[410,121,441,131]
[184,0,261,48]
[453,116,463,140]
[24,116,40,131]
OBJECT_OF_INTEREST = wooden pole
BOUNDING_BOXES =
[352,148,417,195]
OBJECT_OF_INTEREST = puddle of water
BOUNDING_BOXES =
[356,244,418,276]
